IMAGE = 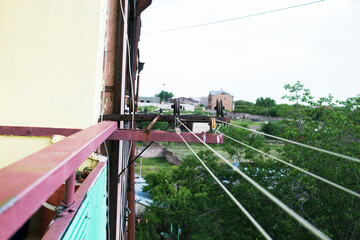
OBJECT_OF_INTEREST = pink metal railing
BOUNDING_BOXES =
[0,121,117,239]
[0,121,224,239]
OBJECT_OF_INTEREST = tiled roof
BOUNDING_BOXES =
[209,90,231,96]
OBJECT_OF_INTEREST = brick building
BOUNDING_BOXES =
[208,90,234,111]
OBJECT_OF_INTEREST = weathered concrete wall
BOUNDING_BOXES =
[136,142,182,166]
[163,149,182,166]
[226,112,282,122]
[136,144,165,158]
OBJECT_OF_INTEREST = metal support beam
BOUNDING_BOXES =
[127,142,136,240]
[103,113,230,123]
[145,114,160,131]
[0,121,117,240]
[58,172,76,217]
[109,129,224,143]
[0,125,224,144]
[0,125,80,137]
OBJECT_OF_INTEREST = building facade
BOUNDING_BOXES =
[199,96,208,107]
[177,97,199,106]
[138,97,161,104]
[208,90,234,111]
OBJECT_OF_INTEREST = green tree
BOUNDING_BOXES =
[234,100,255,108]
[277,81,360,239]
[155,90,174,102]
[260,121,283,136]
[255,97,276,108]
[141,82,360,239]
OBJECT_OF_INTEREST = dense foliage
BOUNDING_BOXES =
[255,97,276,108]
[155,90,174,102]
[137,82,360,239]
[233,98,291,117]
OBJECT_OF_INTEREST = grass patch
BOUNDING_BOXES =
[230,119,264,128]
[266,143,283,158]
[135,157,176,177]
[162,142,231,161]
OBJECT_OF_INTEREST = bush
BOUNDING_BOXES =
[260,121,283,137]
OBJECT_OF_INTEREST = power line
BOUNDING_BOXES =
[222,133,360,198]
[216,119,360,164]
[176,118,331,240]
[178,134,273,240]
[143,0,325,35]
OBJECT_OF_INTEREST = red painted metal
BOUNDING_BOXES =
[102,113,230,123]
[63,173,76,207]
[0,121,117,240]
[0,125,224,144]
[0,125,80,137]
[128,142,136,240]
[146,114,160,131]
[42,161,107,240]
[58,172,76,217]
[108,129,225,144]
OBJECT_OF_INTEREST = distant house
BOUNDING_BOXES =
[199,96,208,107]
[138,96,161,104]
[169,97,199,106]
[177,97,199,106]
[208,90,234,111]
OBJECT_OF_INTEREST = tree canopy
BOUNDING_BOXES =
[234,97,285,117]
[138,82,360,239]
[255,97,276,108]
[155,90,174,102]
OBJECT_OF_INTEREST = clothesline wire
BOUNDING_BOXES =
[178,133,273,240]
[215,119,360,164]
[221,133,360,198]
[176,118,330,240]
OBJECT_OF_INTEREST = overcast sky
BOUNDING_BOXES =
[138,0,360,103]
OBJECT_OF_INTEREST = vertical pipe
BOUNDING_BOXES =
[63,172,76,206]
[128,140,136,240]
[104,0,120,239]
[117,0,129,239]
[135,74,140,106]
[127,4,140,240]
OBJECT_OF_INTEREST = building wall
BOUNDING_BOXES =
[199,97,208,107]
[178,98,199,106]
[138,97,161,103]
[0,0,108,168]
[209,94,233,111]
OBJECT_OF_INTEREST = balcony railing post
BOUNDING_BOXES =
[59,172,76,216]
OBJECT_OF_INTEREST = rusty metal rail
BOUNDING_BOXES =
[102,113,230,123]
[108,129,224,143]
